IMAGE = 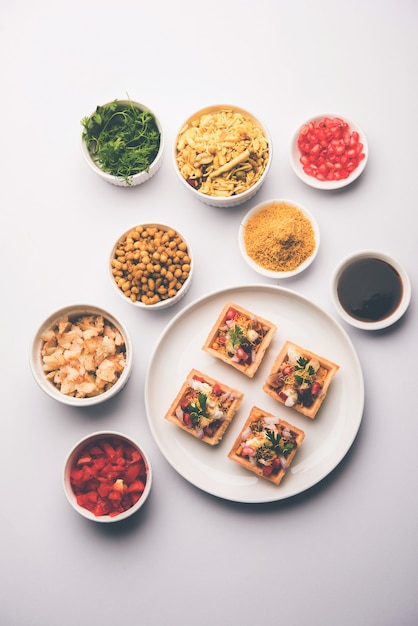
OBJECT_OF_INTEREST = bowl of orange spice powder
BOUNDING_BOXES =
[238,199,320,278]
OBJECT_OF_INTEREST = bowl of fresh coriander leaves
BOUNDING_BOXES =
[81,98,164,187]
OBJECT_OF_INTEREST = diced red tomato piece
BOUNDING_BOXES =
[225,307,238,321]
[235,346,249,362]
[130,450,142,463]
[123,462,141,485]
[311,382,322,396]
[94,500,111,516]
[108,490,122,501]
[129,492,142,506]
[76,455,92,465]
[128,480,145,494]
[212,383,222,396]
[92,458,106,472]
[97,483,112,498]
[76,491,98,507]
[102,441,116,457]
[89,445,104,456]
[70,468,84,483]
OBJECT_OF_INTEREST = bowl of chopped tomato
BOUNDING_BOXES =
[30,304,133,406]
[63,431,152,522]
[81,97,164,187]
[289,114,368,190]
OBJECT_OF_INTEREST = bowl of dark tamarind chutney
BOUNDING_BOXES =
[330,250,411,330]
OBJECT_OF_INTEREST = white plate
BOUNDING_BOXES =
[145,285,364,503]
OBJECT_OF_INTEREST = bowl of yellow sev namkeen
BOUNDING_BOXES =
[238,199,320,279]
[173,104,272,207]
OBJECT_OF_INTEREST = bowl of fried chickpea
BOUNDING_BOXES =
[109,223,194,309]
[173,104,272,208]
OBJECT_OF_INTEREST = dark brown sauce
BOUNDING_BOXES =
[337,257,403,322]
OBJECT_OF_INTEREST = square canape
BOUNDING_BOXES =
[201,302,277,378]
[263,341,340,419]
[164,369,244,445]
[228,406,305,484]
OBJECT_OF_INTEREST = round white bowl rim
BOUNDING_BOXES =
[63,430,152,523]
[173,103,272,207]
[81,99,164,185]
[30,304,133,405]
[238,198,320,278]
[109,222,194,309]
[289,112,368,190]
[330,249,411,330]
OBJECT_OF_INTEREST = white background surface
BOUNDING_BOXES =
[1,1,417,625]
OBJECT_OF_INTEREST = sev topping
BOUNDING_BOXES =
[243,202,316,272]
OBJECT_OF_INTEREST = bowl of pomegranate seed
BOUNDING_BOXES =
[289,114,368,190]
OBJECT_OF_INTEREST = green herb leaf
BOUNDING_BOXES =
[266,429,281,450]
[198,392,208,414]
[185,392,209,426]
[295,356,309,371]
[81,98,161,184]
[265,429,295,457]
[228,324,244,347]
[282,441,295,455]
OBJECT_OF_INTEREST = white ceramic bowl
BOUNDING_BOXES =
[289,113,368,190]
[109,223,194,310]
[81,99,164,187]
[30,304,133,406]
[238,198,320,279]
[330,250,411,330]
[173,104,272,207]
[63,430,152,523]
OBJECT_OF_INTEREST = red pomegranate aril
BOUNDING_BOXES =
[297,116,365,182]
